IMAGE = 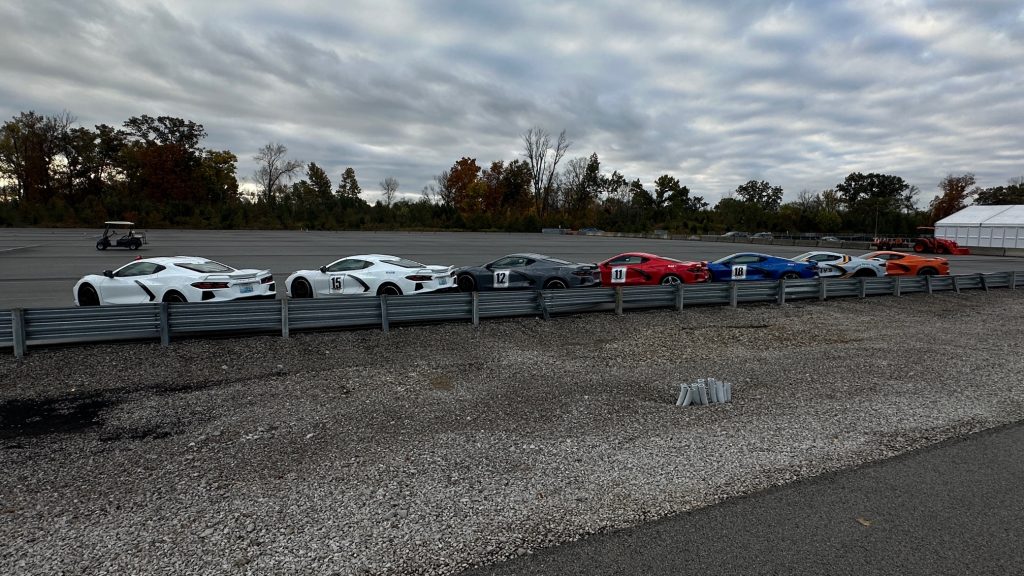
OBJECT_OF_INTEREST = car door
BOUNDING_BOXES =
[321,259,373,296]
[487,256,530,289]
[604,255,648,285]
[98,262,166,304]
[718,255,764,281]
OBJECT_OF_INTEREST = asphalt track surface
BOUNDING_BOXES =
[1,228,1023,309]
[463,422,1024,576]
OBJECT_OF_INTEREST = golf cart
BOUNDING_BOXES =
[96,221,147,250]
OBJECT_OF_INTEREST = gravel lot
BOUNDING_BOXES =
[2,290,1023,575]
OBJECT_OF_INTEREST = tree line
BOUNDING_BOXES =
[1,110,1020,234]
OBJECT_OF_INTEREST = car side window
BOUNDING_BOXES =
[114,263,165,277]
[609,256,643,265]
[731,255,760,265]
[814,254,836,262]
[492,257,526,268]
[327,259,370,272]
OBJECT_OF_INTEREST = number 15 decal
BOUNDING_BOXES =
[493,270,510,288]
[330,276,343,292]
[731,265,747,280]
[611,266,627,284]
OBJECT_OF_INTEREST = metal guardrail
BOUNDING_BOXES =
[2,272,1020,357]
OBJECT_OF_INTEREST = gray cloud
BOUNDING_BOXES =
[1,0,1022,205]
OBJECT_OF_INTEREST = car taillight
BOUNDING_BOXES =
[191,281,230,289]
[260,275,274,284]
[405,274,433,281]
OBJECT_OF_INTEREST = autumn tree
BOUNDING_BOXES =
[930,173,977,222]
[974,177,1024,205]
[253,142,302,203]
[734,180,783,212]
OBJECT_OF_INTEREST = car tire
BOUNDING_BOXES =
[456,274,476,292]
[781,272,800,280]
[377,283,402,296]
[544,279,568,289]
[96,241,106,251]
[917,267,938,276]
[78,284,100,306]
[853,268,876,278]
[660,274,682,285]
[163,291,187,303]
[130,239,141,250]
[291,278,313,298]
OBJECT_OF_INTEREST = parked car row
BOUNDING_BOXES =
[73,250,952,306]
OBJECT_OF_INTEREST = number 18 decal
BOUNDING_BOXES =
[493,270,509,288]
[330,276,343,292]
[731,265,747,280]
[611,266,627,284]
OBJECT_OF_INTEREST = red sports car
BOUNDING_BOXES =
[598,252,709,286]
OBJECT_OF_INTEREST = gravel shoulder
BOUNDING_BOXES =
[2,290,1023,575]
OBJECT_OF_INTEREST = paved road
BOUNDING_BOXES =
[461,422,1024,576]
[1,228,1022,309]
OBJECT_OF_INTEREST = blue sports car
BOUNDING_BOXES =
[708,253,818,282]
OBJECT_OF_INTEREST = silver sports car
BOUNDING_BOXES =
[792,251,887,278]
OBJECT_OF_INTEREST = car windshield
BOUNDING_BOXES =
[175,261,234,273]
[381,258,426,269]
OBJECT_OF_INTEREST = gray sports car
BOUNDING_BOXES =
[455,253,601,292]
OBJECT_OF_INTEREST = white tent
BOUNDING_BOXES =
[935,205,1024,248]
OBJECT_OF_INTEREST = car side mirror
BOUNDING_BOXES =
[484,264,492,271]
[319,265,327,273]
[103,270,114,278]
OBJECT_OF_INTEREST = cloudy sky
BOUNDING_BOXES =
[2,0,1022,205]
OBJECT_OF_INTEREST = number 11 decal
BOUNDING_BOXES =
[611,266,627,284]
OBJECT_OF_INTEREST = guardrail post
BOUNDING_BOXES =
[894,276,901,297]
[536,291,550,320]
[675,283,684,311]
[859,277,867,298]
[1011,271,1017,291]
[614,287,623,315]
[979,273,989,292]
[819,277,827,301]
[777,278,786,305]
[471,292,479,325]
[380,294,390,333]
[952,275,961,294]
[925,275,932,295]
[159,302,170,346]
[729,282,738,308]
[280,298,290,338]
[12,309,25,359]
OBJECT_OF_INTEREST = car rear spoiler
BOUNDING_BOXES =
[203,269,271,281]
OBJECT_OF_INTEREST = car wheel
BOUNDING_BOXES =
[660,274,682,285]
[853,268,876,278]
[377,283,402,296]
[917,267,938,276]
[96,241,106,251]
[163,291,187,303]
[291,278,313,298]
[544,279,568,289]
[130,239,142,250]
[781,272,800,280]
[456,274,476,292]
[78,284,100,306]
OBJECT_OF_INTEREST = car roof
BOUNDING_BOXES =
[503,253,550,260]
[116,256,223,267]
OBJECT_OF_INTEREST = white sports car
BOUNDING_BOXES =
[792,251,887,278]
[74,256,275,306]
[286,254,455,298]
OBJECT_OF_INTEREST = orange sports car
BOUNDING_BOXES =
[861,251,949,276]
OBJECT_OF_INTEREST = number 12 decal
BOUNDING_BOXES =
[493,270,509,288]
[731,265,747,280]
[611,266,627,284]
